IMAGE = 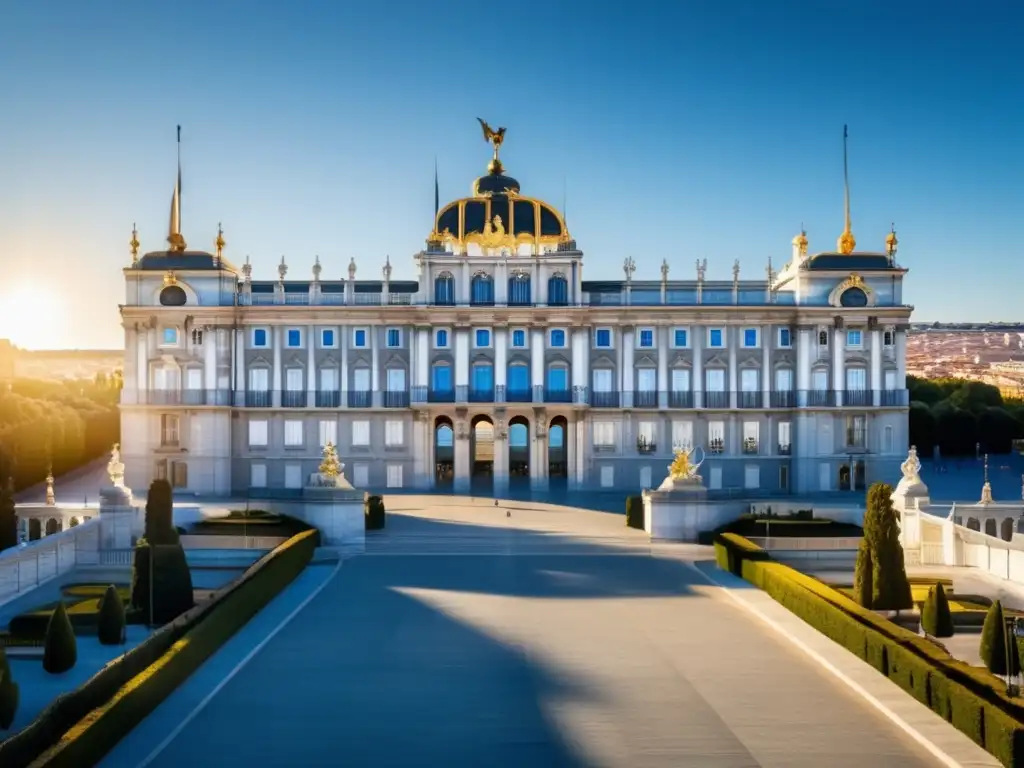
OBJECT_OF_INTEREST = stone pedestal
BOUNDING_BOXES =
[300,486,366,553]
[642,476,742,542]
[99,485,139,549]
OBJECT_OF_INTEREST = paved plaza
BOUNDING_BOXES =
[94,496,960,768]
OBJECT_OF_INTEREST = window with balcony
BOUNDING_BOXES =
[353,328,367,348]
[778,328,792,348]
[435,329,449,348]
[706,368,726,392]
[387,328,402,348]
[431,363,452,392]
[319,367,338,395]
[846,415,866,448]
[846,329,863,348]
[511,329,526,348]
[550,329,566,347]
[636,368,656,393]
[546,364,568,394]
[508,273,531,306]
[671,368,690,392]
[248,367,269,392]
[638,328,654,348]
[387,367,407,396]
[742,328,759,348]
[321,328,336,348]
[285,368,303,396]
[287,329,302,347]
[846,367,867,391]
[252,328,268,348]
[507,363,529,397]
[743,421,759,454]
[884,369,898,390]
[708,421,725,454]
[385,420,404,447]
[673,328,689,348]
[434,272,455,305]
[475,329,491,348]
[319,420,337,447]
[708,328,724,348]
[593,422,615,448]
[672,420,693,451]
[775,368,793,391]
[472,363,493,395]
[740,369,758,392]
[471,273,495,305]
[353,367,370,393]
[352,420,371,447]
[812,368,828,391]
[160,414,180,447]
[778,421,791,454]
[548,273,568,306]
[248,419,268,448]
[592,368,613,393]
[185,368,202,393]
[637,421,656,453]
[595,328,612,348]
[284,420,304,447]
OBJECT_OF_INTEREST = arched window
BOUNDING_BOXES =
[548,273,568,306]
[160,285,187,306]
[434,272,455,305]
[840,287,868,307]
[508,272,531,306]
[471,273,494,305]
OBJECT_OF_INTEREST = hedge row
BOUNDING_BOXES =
[0,528,321,768]
[714,533,770,577]
[713,534,1024,766]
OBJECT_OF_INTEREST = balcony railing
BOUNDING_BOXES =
[590,391,620,408]
[428,388,455,404]
[468,388,494,403]
[244,390,273,408]
[843,389,872,407]
[771,391,795,408]
[348,390,372,408]
[384,391,410,408]
[505,387,533,403]
[777,443,792,455]
[544,388,572,404]
[632,390,658,408]
[704,391,730,409]
[282,390,306,408]
[316,391,341,408]
[881,389,909,406]
[737,391,761,409]
[806,389,834,407]
[668,390,693,408]
[742,438,759,455]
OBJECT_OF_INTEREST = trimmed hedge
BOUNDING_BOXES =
[130,541,194,626]
[96,586,126,646]
[625,496,644,530]
[713,536,1024,766]
[0,647,18,730]
[713,533,770,577]
[0,528,320,767]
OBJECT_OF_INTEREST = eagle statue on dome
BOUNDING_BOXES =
[477,118,506,153]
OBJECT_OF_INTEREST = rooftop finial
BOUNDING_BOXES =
[980,453,993,504]
[312,255,322,281]
[477,117,507,175]
[837,125,856,254]
[242,255,252,283]
[348,257,357,280]
[215,222,225,259]
[885,222,898,263]
[660,258,669,281]
[45,464,55,506]
[167,125,187,252]
[383,255,392,282]
[278,255,288,281]
[130,223,140,266]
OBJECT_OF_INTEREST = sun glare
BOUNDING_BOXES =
[0,283,62,349]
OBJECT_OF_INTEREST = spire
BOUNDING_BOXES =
[434,157,439,217]
[837,125,856,254]
[167,125,187,252]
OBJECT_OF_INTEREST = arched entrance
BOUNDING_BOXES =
[471,415,494,492]
[985,518,998,538]
[838,464,851,491]
[434,416,454,487]
[1001,517,1015,542]
[508,416,530,488]
[853,460,866,491]
[548,416,567,487]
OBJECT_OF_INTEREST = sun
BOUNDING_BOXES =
[0,282,62,349]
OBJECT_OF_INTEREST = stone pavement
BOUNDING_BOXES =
[102,496,964,767]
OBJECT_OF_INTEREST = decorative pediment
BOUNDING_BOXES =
[846,353,869,365]
[249,354,271,367]
[738,356,761,369]
[591,353,615,368]
[772,357,794,369]
[548,352,570,365]
[507,352,530,365]
[384,353,407,368]
[829,273,876,308]
[319,355,339,368]
[670,354,692,369]
[285,354,305,367]
[635,354,657,368]
[704,354,727,368]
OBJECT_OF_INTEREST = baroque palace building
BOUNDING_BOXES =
[119,122,911,498]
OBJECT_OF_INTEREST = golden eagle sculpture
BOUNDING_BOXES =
[477,118,507,172]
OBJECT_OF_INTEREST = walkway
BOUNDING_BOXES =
[105,497,951,767]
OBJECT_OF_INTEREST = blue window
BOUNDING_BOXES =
[387,328,401,347]
[431,364,452,391]
[253,328,267,347]
[508,364,529,391]
[550,329,565,347]
[709,329,724,348]
[512,329,526,347]
[847,330,862,347]
[508,274,531,306]
[778,328,791,348]
[162,327,178,345]
[435,329,448,347]
[548,274,569,306]
[287,329,301,347]
[434,273,455,305]
[321,329,335,347]
[547,366,568,391]
[354,329,367,348]
[471,274,494,305]
[472,364,493,391]
[596,329,611,347]
[743,328,758,347]
[475,329,490,347]
[639,329,654,348]
[674,329,688,347]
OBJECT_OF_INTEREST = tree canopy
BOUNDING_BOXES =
[907,376,1024,457]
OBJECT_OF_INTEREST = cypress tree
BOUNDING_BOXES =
[867,483,913,612]
[0,646,18,729]
[853,541,873,608]
[0,477,16,552]
[97,584,126,645]
[931,583,955,637]
[42,602,77,674]
[145,479,177,544]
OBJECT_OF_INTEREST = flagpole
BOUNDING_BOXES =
[176,125,182,228]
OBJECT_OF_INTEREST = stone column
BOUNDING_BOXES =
[896,328,908,387]
[761,329,771,408]
[493,420,509,497]
[413,412,429,488]
[370,327,379,403]
[340,327,349,407]
[453,421,470,493]
[307,325,316,407]
[495,329,507,398]
[203,325,217,394]
[531,417,548,491]
[622,328,634,409]
[796,327,811,407]
[234,329,245,398]
[870,328,882,406]
[692,325,703,408]
[531,328,544,402]
[455,328,470,394]
[417,328,430,388]
[567,415,577,489]
[575,415,587,486]
[536,263,547,305]
[272,326,282,407]
[727,327,738,409]
[657,327,669,409]
[460,261,470,304]
[833,325,846,407]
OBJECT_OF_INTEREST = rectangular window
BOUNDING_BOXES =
[884,370,898,390]
[248,419,268,448]
[709,466,723,490]
[778,421,791,454]
[252,328,268,348]
[475,329,491,348]
[673,328,688,348]
[160,414,180,446]
[385,420,404,447]
[319,420,337,447]
[708,421,725,454]
[286,368,303,391]
[387,465,404,488]
[600,465,614,488]
[387,328,401,348]
[186,368,202,391]
[352,420,370,446]
[636,368,656,392]
[248,367,269,391]
[846,367,867,391]
[708,328,724,348]
[284,419,304,447]
[775,368,794,391]
[319,367,338,392]
[779,464,790,491]
[672,421,693,451]
[592,369,613,392]
[846,329,863,348]
[353,368,370,391]
[778,328,792,348]
[671,369,690,392]
[432,364,452,391]
[595,328,612,348]
[742,328,759,348]
[812,369,828,391]
[744,465,760,490]
[287,329,302,347]
[546,366,566,391]
[883,329,895,347]
[511,329,526,347]
[387,368,406,391]
[353,328,367,348]
[162,327,179,346]
[284,464,302,489]
[638,329,654,348]
[743,421,759,454]
[250,463,267,488]
[321,329,335,348]
[706,369,726,392]
[435,329,449,348]
[818,329,830,347]
[883,424,894,453]
[740,369,759,392]
[593,422,615,447]
[846,415,866,448]
[353,463,369,487]
[550,329,566,347]
[637,421,656,447]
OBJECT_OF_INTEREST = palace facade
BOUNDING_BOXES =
[119,124,912,498]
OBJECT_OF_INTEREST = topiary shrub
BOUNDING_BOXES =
[0,646,19,729]
[364,495,386,530]
[145,479,178,545]
[980,600,1021,677]
[853,540,873,608]
[625,496,644,530]
[97,584,126,645]
[921,583,955,638]
[130,540,194,626]
[42,602,77,674]
[866,483,913,612]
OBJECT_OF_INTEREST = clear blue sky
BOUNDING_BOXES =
[1,0,1021,349]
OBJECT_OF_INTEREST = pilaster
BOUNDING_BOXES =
[692,324,703,408]
[727,327,738,409]
[870,328,882,406]
[657,326,669,409]
[761,328,771,408]
[622,327,634,409]
[272,326,282,407]
[833,325,846,406]
[306,324,316,406]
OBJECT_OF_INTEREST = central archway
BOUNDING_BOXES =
[471,415,494,492]
[508,416,530,488]
[434,416,454,487]
[548,417,567,489]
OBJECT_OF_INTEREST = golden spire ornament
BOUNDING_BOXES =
[216,222,226,259]
[129,223,140,266]
[837,125,856,254]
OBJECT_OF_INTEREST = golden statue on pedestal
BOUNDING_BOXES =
[669,446,705,481]
[319,442,342,480]
[477,117,507,173]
